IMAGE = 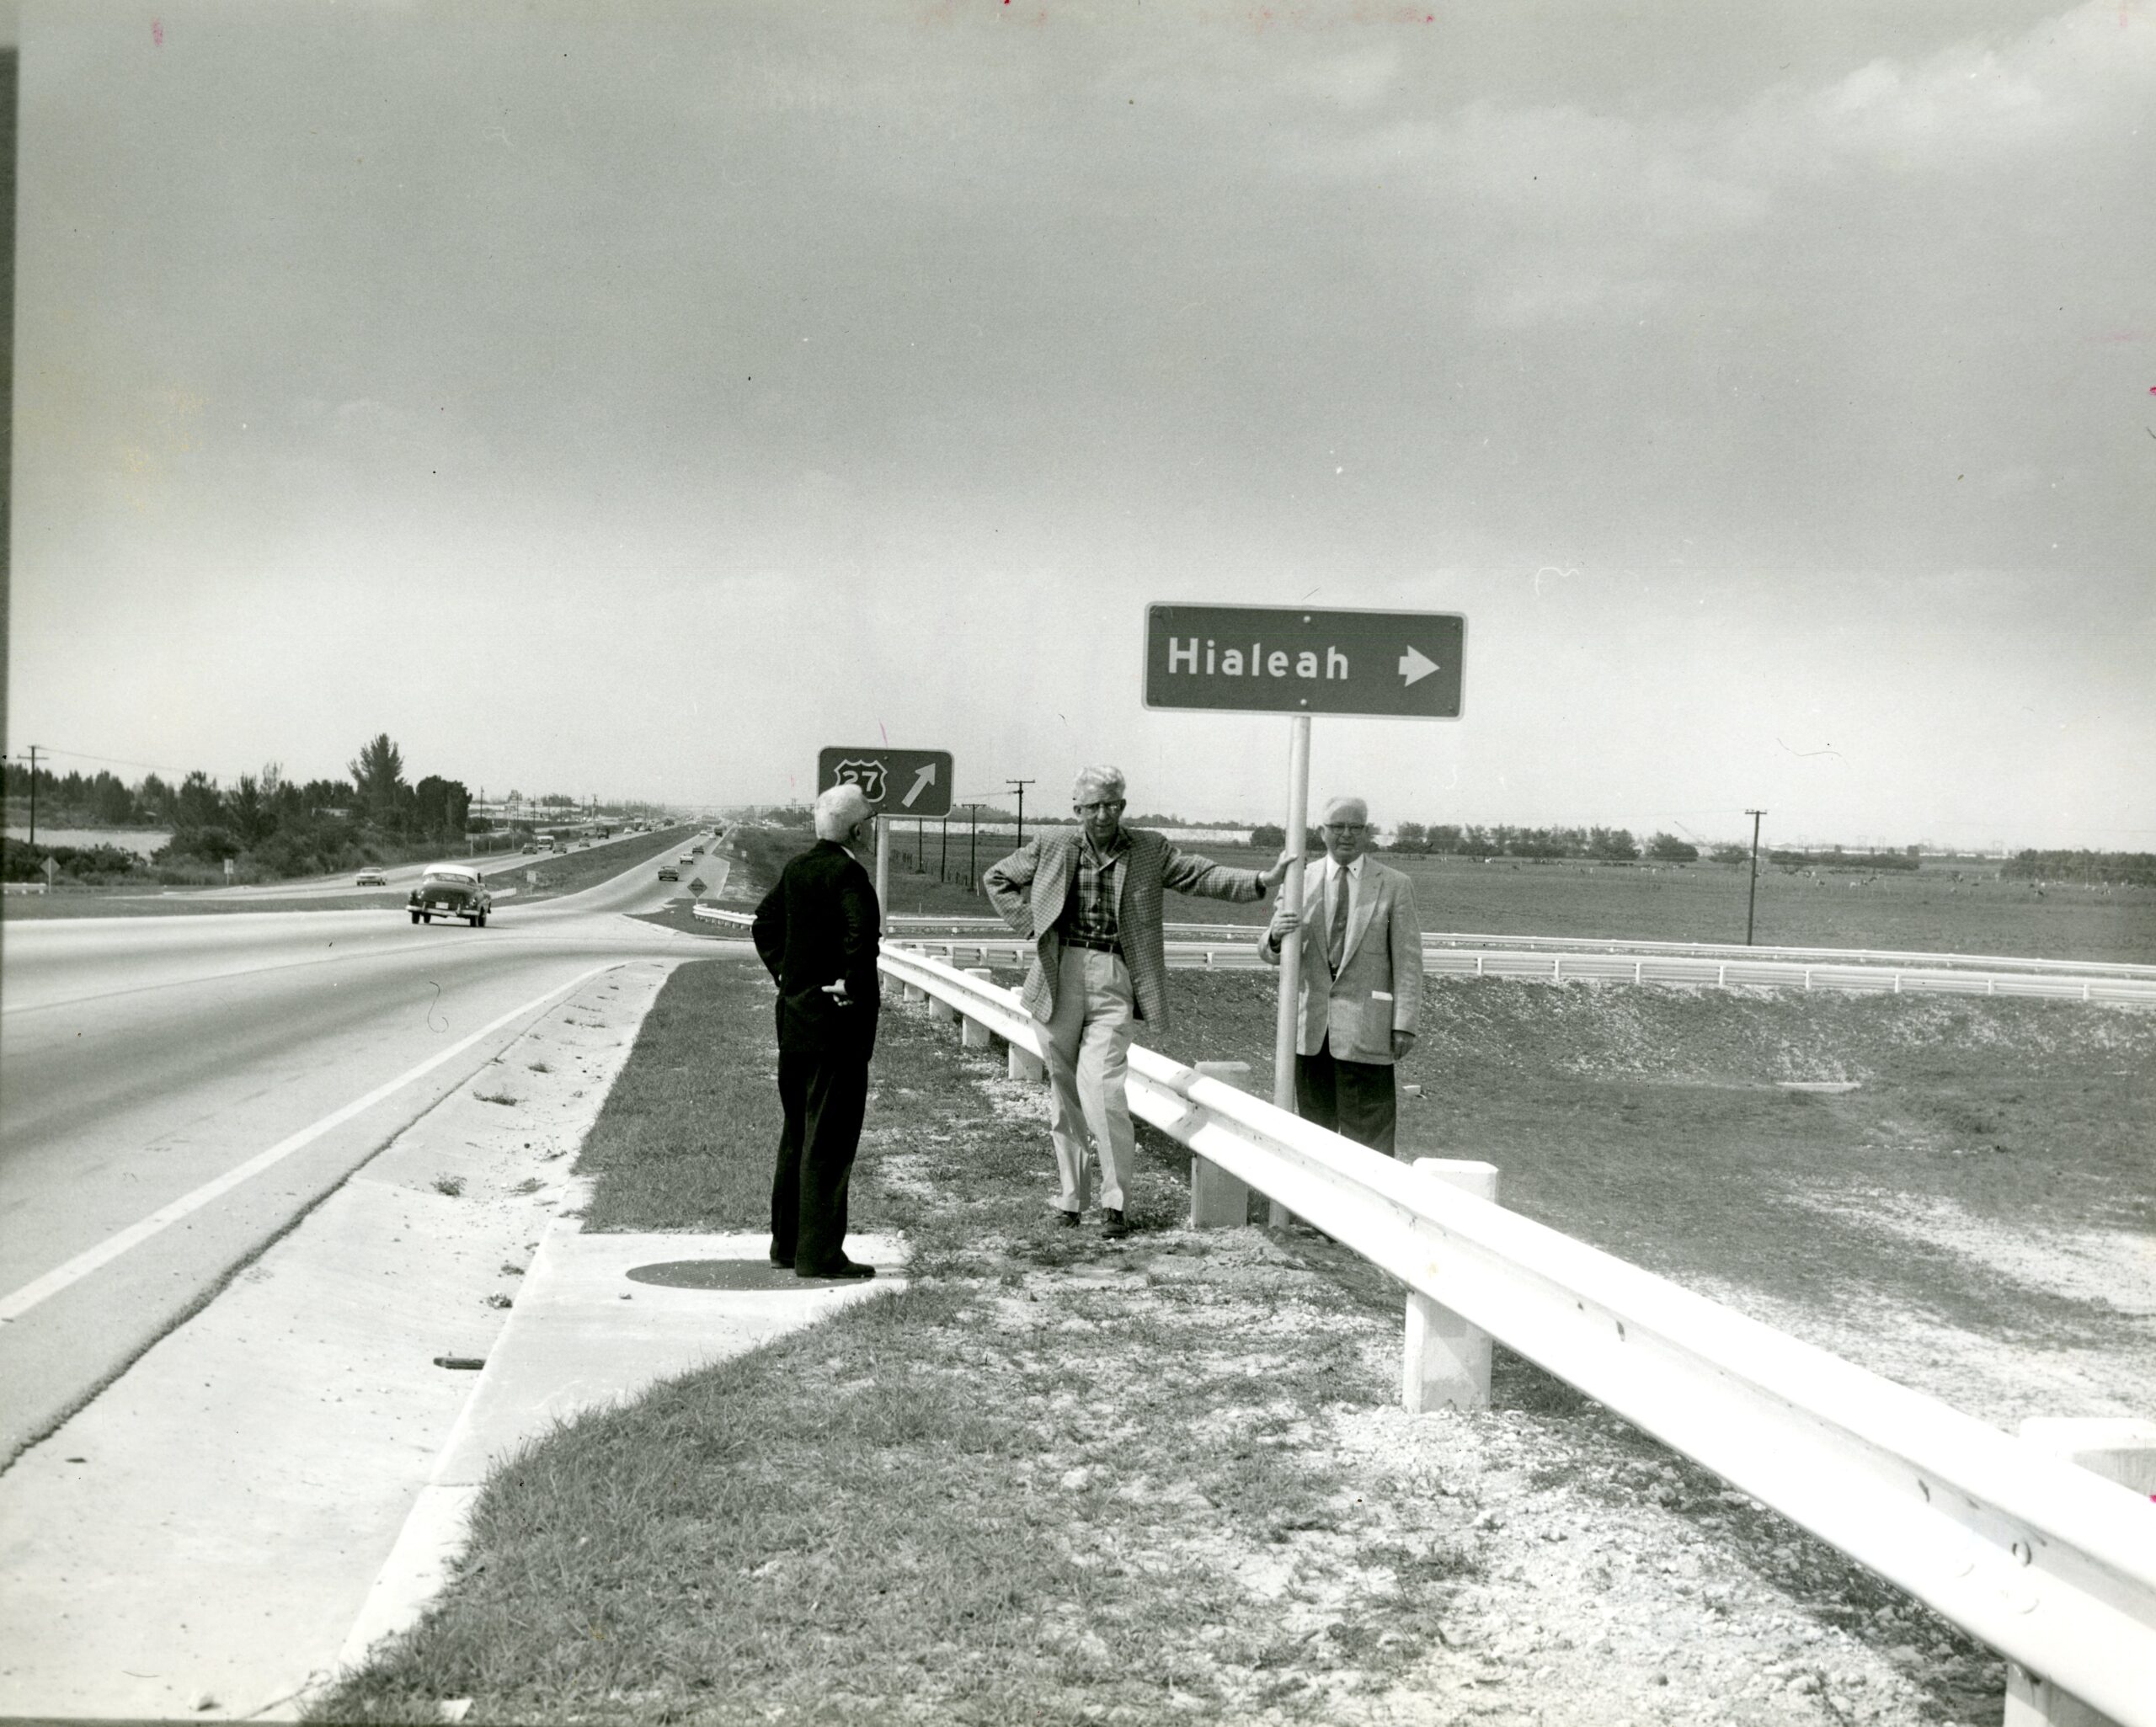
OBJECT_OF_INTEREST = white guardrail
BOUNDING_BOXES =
[868,916,2156,1007]
[863,943,2154,1727]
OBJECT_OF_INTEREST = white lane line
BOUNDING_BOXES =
[0,962,621,1325]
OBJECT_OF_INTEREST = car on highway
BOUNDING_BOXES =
[355,868,388,887]
[656,865,679,882]
[679,852,695,865]
[408,865,493,927]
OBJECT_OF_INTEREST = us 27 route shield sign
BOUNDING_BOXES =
[816,748,955,817]
[1142,604,1465,719]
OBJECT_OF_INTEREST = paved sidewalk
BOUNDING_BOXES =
[336,1214,906,1677]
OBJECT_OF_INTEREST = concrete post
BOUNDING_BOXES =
[1009,1042,1045,1082]
[2003,1418,2156,1727]
[1401,1159,1501,1413]
[960,968,994,1048]
[904,982,927,1005]
[1187,1061,1253,1228]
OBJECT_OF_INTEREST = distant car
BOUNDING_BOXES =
[679,852,695,865]
[355,868,388,887]
[691,845,704,855]
[657,865,680,882]
[408,865,494,928]
[520,843,535,854]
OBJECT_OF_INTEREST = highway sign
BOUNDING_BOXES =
[1143,604,1465,719]
[817,747,954,818]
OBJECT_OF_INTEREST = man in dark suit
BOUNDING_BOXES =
[751,783,882,1281]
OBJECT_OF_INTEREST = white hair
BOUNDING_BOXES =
[1321,795,1369,826]
[1072,764,1127,803]
[814,783,873,840]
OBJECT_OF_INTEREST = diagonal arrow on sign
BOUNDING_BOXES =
[900,761,938,808]
[1397,645,1441,687]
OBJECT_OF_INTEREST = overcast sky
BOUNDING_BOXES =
[8,0,2152,849]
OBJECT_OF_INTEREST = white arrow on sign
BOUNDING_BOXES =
[900,761,938,808]
[1397,645,1441,687]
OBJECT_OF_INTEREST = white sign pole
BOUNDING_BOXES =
[874,814,891,914]
[1269,714,1312,1229]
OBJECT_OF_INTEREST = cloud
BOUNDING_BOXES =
[1271,1,2151,329]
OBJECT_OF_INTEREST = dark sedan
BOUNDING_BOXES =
[408,865,494,927]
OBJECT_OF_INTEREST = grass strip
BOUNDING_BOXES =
[313,965,1497,1724]
[313,957,2053,1725]
[323,909,2153,1726]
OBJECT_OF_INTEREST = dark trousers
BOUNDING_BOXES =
[1294,1041,1398,1157]
[771,1047,870,1271]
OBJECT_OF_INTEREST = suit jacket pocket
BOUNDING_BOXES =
[1364,991,1396,1058]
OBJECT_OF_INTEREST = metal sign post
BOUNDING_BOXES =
[1269,716,1313,1228]
[875,816,892,914]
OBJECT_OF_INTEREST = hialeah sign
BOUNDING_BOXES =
[1142,604,1465,719]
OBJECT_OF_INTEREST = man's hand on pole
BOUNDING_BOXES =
[1260,848,1300,895]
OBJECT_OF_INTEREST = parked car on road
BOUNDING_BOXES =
[657,865,680,882]
[355,868,388,887]
[408,865,493,927]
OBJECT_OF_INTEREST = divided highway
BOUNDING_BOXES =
[0,843,728,1463]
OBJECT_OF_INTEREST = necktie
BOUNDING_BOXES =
[1327,866,1351,972]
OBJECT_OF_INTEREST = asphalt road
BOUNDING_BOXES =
[0,843,725,1463]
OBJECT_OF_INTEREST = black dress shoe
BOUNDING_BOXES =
[796,1259,875,1281]
[769,1256,794,1271]
[1056,1209,1081,1229]
[1100,1208,1130,1239]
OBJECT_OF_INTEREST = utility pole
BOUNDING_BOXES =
[1006,779,1034,850]
[22,745,41,848]
[1744,808,1767,945]
[968,802,979,889]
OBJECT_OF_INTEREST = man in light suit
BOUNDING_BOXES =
[1260,795,1422,1156]
[985,765,1294,1238]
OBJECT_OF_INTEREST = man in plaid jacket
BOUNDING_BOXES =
[984,765,1293,1238]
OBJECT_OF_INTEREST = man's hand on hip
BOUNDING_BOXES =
[820,978,854,1005]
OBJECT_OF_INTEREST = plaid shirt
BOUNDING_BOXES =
[1059,827,1132,942]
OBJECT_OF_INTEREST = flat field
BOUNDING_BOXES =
[1133,969,2156,1428]
[880,838,2156,966]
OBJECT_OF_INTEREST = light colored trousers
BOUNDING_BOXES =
[1038,945,1137,1214]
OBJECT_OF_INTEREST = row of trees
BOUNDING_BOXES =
[2,735,472,883]
[2003,850,2156,887]
[1244,822,1719,864]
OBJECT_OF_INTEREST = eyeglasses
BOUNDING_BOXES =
[1075,800,1127,814]
[1323,823,1368,833]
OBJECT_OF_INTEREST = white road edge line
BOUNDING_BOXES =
[0,961,622,1325]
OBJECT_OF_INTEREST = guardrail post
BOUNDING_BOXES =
[1187,1062,1253,1228]
[1009,1041,1045,1082]
[960,967,994,1048]
[2002,1417,2155,1727]
[1401,1159,1500,1413]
